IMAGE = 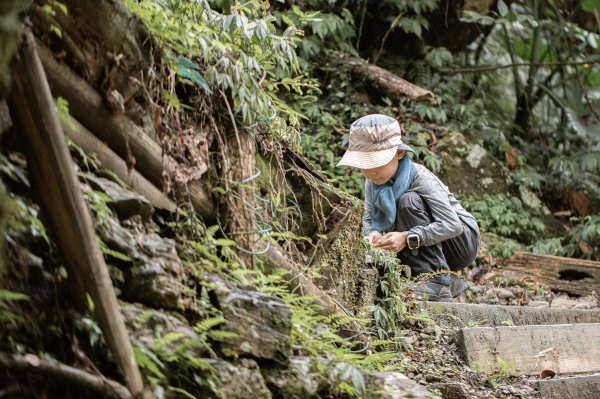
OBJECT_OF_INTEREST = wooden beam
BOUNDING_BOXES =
[35,40,215,221]
[459,324,600,375]
[62,116,177,213]
[421,301,600,327]
[538,374,600,399]
[7,29,143,396]
[502,252,600,296]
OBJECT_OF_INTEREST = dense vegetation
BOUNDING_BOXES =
[122,0,600,391]
[129,0,600,259]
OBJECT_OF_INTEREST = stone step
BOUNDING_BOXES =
[421,301,600,327]
[538,373,600,399]
[458,323,600,375]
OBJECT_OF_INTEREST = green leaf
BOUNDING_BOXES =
[497,0,509,17]
[133,346,165,379]
[0,290,29,302]
[177,56,212,93]
[582,0,600,12]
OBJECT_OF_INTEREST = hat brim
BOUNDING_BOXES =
[337,144,415,169]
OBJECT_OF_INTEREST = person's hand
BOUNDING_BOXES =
[372,231,408,252]
[367,231,383,246]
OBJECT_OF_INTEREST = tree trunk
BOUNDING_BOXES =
[220,108,258,267]
[8,29,143,397]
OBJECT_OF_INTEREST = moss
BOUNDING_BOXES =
[312,209,371,314]
[0,0,21,95]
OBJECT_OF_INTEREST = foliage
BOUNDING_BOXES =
[457,1,600,208]
[484,234,524,260]
[463,194,546,243]
[0,289,29,329]
[126,0,311,145]
[533,215,600,259]
[5,197,50,246]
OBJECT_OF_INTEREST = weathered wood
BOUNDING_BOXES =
[62,116,177,213]
[0,352,131,399]
[307,205,352,268]
[7,29,143,396]
[538,374,600,399]
[502,252,600,296]
[36,40,215,221]
[347,57,436,103]
[260,245,342,318]
[459,323,600,375]
[261,244,372,343]
[421,301,600,327]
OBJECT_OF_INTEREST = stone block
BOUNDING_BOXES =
[210,277,292,364]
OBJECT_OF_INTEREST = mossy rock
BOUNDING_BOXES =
[435,132,510,198]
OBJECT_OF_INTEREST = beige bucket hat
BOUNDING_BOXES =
[337,114,414,169]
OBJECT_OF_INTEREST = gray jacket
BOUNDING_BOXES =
[364,163,478,246]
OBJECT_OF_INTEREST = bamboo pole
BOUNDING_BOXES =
[7,29,144,397]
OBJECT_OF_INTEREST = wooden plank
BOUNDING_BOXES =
[421,301,600,327]
[459,324,600,375]
[502,252,600,296]
[538,374,600,399]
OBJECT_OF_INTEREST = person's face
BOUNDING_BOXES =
[360,151,406,185]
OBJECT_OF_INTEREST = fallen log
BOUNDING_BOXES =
[346,57,436,104]
[502,252,600,297]
[62,116,177,213]
[0,352,131,399]
[35,40,215,221]
[7,29,143,396]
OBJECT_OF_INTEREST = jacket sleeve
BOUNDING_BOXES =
[363,179,377,237]
[408,169,463,246]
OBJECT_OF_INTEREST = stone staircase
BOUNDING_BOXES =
[421,301,600,398]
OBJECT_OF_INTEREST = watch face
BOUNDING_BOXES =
[407,234,419,249]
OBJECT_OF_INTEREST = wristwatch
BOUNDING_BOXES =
[407,233,420,256]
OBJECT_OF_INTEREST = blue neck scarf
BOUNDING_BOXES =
[371,156,415,232]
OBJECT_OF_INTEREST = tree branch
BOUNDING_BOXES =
[445,59,600,74]
[0,352,131,399]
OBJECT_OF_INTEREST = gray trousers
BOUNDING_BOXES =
[395,192,480,275]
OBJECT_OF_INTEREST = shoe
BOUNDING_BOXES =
[450,274,469,298]
[413,275,453,302]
